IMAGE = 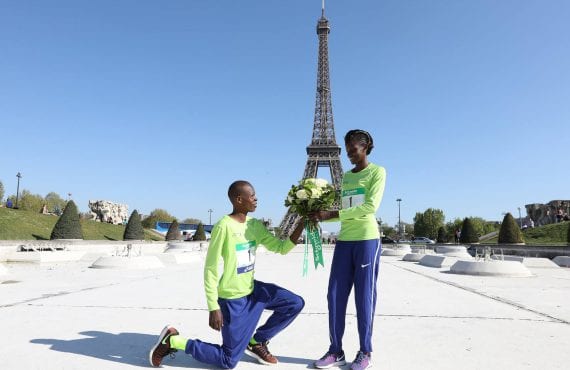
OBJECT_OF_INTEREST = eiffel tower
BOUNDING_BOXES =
[279,2,344,237]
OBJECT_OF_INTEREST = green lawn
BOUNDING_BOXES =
[481,221,569,245]
[0,207,163,241]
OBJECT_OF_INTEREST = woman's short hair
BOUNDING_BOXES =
[344,129,374,155]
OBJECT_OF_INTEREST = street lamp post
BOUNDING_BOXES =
[208,209,213,225]
[15,172,22,209]
[517,207,522,228]
[396,198,402,240]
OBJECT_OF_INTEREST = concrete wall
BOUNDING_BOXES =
[0,240,179,262]
[467,244,570,259]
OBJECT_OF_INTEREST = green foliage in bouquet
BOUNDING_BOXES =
[284,178,338,217]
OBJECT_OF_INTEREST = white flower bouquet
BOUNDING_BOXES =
[284,178,338,275]
[284,178,337,223]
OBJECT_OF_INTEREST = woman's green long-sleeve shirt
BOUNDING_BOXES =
[337,163,386,241]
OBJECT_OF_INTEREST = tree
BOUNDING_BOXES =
[413,208,445,240]
[382,226,397,238]
[141,208,175,229]
[44,192,67,214]
[498,213,524,244]
[0,180,4,202]
[567,222,570,244]
[182,218,202,224]
[470,217,500,238]
[445,218,463,242]
[193,222,207,241]
[124,210,144,240]
[459,218,478,244]
[13,189,44,212]
[166,220,181,241]
[413,212,423,234]
[437,226,447,243]
[50,200,83,240]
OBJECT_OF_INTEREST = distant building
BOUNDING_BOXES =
[154,222,213,240]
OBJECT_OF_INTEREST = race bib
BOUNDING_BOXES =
[236,241,256,274]
[342,188,365,209]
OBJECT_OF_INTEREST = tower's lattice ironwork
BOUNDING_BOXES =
[279,6,344,237]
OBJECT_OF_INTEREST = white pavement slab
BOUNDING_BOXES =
[0,249,569,370]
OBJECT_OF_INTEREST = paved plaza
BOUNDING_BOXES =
[1,245,569,369]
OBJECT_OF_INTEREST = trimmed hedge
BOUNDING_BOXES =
[498,213,524,244]
[437,226,447,243]
[50,200,83,240]
[124,210,144,240]
[166,220,181,241]
[194,222,207,241]
[459,218,478,243]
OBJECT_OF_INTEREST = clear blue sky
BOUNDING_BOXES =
[1,0,568,232]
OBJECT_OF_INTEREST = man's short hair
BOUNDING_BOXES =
[228,180,252,200]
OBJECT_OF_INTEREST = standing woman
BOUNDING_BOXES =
[311,129,386,370]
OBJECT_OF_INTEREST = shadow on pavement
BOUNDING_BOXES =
[238,353,315,368]
[31,331,316,368]
[274,355,315,368]
[31,331,164,367]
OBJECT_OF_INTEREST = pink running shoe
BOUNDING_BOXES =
[314,351,346,369]
[350,351,372,370]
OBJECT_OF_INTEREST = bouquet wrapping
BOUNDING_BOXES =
[284,178,338,275]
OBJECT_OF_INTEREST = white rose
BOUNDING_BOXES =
[296,189,308,200]
[303,178,317,185]
[287,195,294,202]
[315,178,329,187]
[310,188,322,198]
